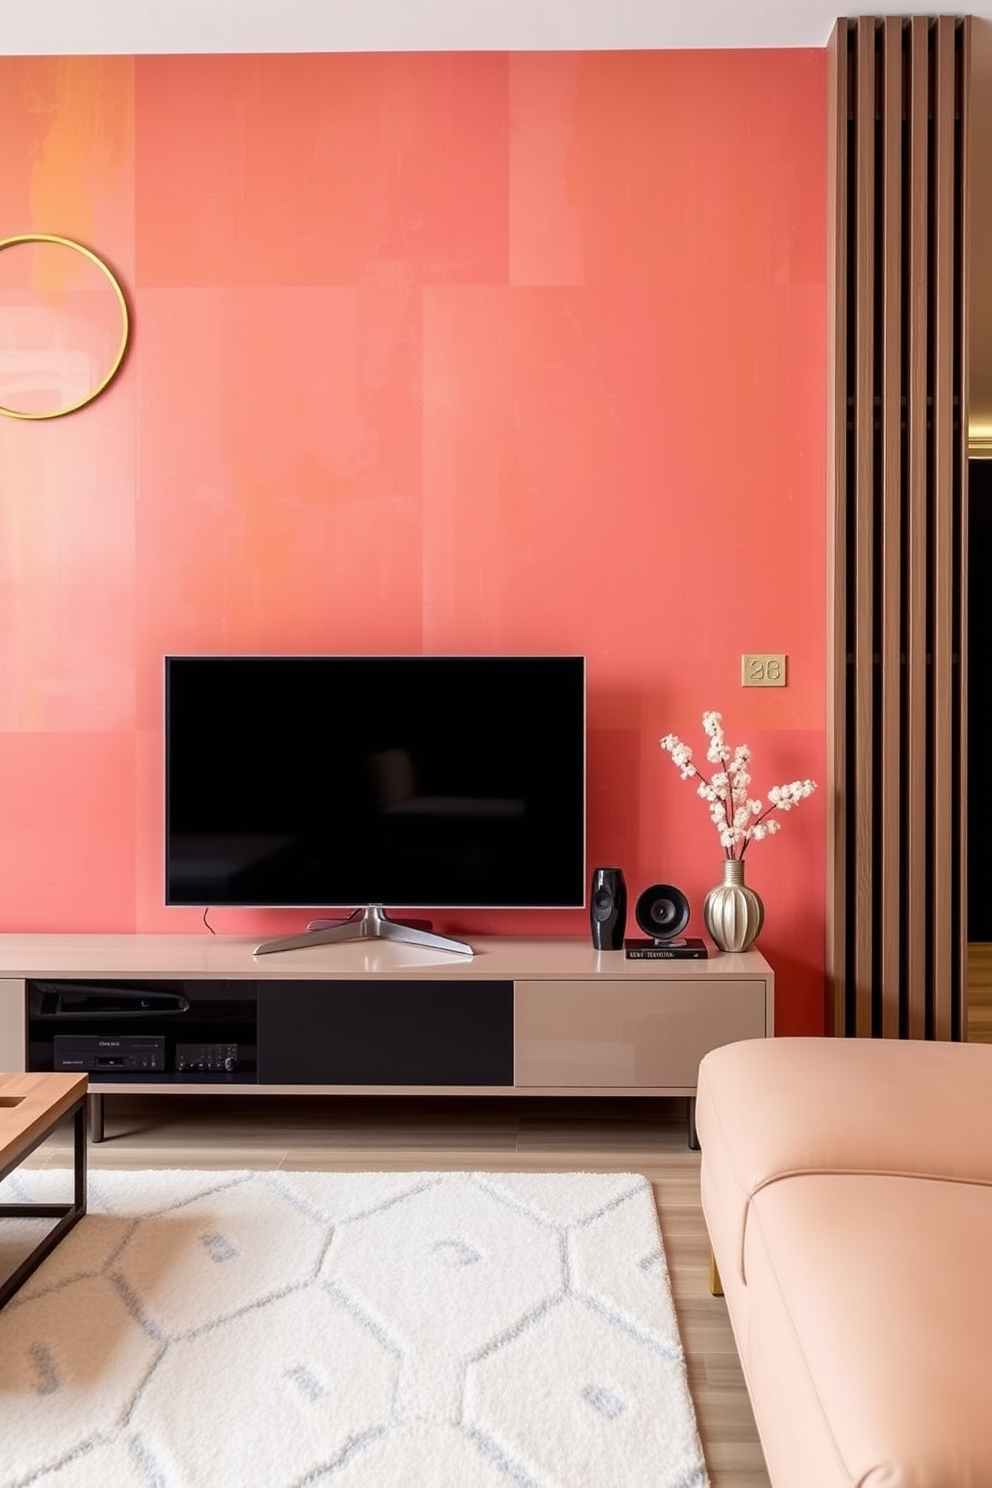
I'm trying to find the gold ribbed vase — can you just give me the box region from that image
[703,858,764,953]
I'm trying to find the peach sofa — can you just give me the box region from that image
[695,1036,992,1488]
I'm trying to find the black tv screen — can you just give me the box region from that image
[164,655,586,911]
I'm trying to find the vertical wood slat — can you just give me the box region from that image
[828,17,968,1041]
[905,17,929,1040]
[853,16,876,1039]
[826,28,848,1040]
[880,18,903,1039]
[932,22,960,1040]
[959,24,971,1049]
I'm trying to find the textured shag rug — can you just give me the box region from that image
[0,1168,709,1488]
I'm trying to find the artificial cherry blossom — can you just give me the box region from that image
[660,711,816,860]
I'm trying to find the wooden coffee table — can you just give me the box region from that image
[0,1072,88,1309]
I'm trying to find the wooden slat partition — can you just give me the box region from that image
[827,17,969,1040]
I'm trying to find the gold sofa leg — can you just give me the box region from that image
[709,1252,724,1297]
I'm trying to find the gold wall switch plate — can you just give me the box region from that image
[741,653,787,687]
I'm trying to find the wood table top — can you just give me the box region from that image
[0,1071,88,1168]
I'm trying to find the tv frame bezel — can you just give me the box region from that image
[162,652,588,913]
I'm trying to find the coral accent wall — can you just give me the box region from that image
[0,50,827,1033]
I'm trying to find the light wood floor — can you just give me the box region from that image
[23,1091,771,1488]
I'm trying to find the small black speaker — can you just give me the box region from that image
[634,883,690,942]
[590,866,627,950]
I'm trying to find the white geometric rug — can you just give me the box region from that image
[0,1168,709,1488]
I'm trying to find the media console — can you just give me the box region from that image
[0,934,774,1146]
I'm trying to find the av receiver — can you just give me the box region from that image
[53,1035,166,1072]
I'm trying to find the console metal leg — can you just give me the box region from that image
[687,1095,699,1150]
[88,1092,105,1144]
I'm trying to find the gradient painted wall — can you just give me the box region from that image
[0,50,827,1033]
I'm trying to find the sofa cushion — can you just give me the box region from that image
[696,1037,992,1281]
[741,1172,992,1488]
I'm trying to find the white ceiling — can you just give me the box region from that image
[4,0,992,55]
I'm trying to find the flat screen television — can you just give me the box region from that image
[164,654,586,955]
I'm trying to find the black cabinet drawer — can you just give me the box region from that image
[257,979,513,1086]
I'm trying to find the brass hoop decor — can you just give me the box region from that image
[0,233,130,420]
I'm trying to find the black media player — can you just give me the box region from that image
[53,1034,166,1072]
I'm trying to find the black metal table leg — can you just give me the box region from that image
[0,1097,88,1310]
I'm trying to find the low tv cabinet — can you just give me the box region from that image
[0,934,774,1146]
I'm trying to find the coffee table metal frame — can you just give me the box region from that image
[0,1074,87,1310]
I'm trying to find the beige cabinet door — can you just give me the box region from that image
[514,978,768,1089]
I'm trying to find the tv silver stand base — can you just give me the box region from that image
[253,903,474,957]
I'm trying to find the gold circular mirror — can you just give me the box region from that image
[0,234,129,420]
